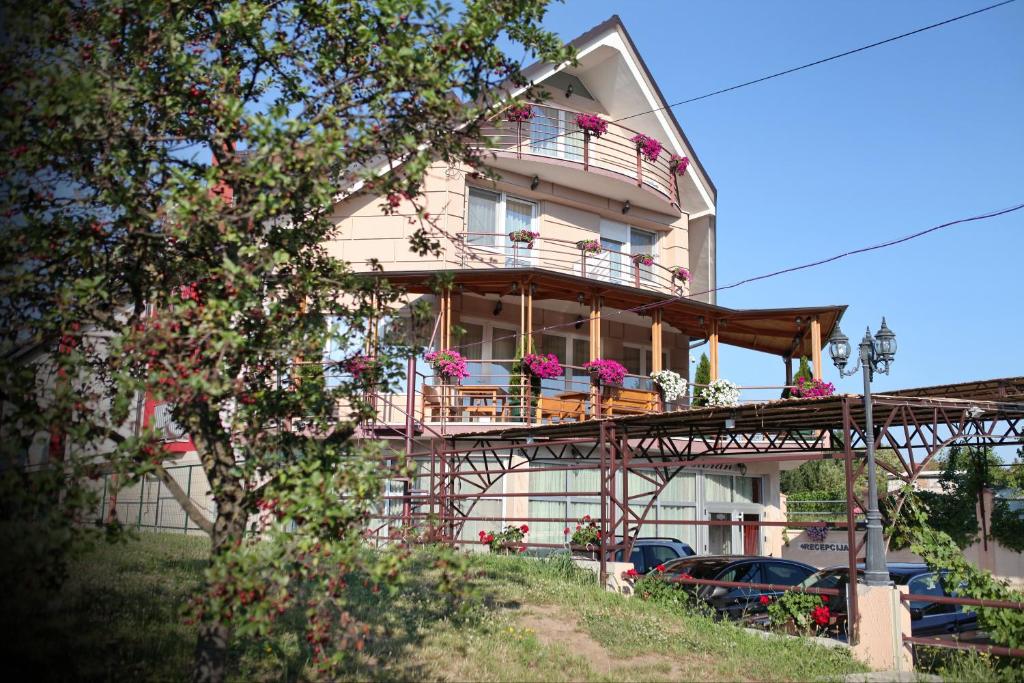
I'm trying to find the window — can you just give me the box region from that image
[588,220,663,286]
[763,562,814,586]
[908,573,956,614]
[466,188,538,266]
[645,544,682,569]
[530,106,583,162]
[451,319,517,386]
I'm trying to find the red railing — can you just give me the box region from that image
[899,592,1024,658]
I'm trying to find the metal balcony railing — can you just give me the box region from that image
[481,103,681,207]
[455,232,687,296]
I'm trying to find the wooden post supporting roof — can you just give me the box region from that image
[651,309,663,374]
[784,356,793,387]
[811,316,822,380]
[709,319,720,381]
[589,295,602,360]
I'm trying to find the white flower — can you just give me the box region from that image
[651,370,687,402]
[699,378,740,407]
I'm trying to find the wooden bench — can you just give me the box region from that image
[601,387,658,416]
[537,393,587,423]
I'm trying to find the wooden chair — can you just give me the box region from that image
[420,384,444,422]
[601,387,658,416]
[537,394,587,423]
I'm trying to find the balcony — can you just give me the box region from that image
[481,104,681,212]
[454,233,684,296]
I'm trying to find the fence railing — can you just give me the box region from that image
[96,463,214,535]
[480,103,681,208]
[454,232,686,296]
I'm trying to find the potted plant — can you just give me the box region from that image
[576,239,603,255]
[508,229,540,248]
[671,266,690,283]
[425,349,470,383]
[630,133,663,163]
[766,591,836,636]
[651,370,687,403]
[697,378,740,407]
[522,353,563,380]
[631,253,654,266]
[582,358,627,386]
[575,112,608,138]
[504,104,534,123]
[568,515,601,556]
[478,525,529,554]
[668,154,689,176]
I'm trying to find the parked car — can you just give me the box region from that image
[658,555,817,620]
[615,537,696,574]
[780,563,980,642]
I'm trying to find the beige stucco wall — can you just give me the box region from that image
[326,160,692,298]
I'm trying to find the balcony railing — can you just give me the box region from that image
[482,104,681,207]
[353,358,799,432]
[455,232,686,295]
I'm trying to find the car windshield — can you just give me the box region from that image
[799,568,848,590]
[664,558,733,578]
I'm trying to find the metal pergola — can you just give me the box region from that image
[376,377,1024,646]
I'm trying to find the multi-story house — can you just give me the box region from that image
[327,16,845,558]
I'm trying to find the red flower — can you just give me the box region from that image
[520,524,529,534]
[655,564,666,573]
[678,572,693,581]
[478,530,486,539]
[811,605,831,626]
[583,515,591,522]
[575,525,581,531]
[759,595,771,606]
[485,534,495,544]
[563,527,570,535]
[518,545,526,553]
[624,568,639,578]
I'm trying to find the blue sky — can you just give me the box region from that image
[537,1,1023,395]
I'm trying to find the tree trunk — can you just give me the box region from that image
[191,436,249,683]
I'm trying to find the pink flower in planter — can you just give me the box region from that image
[631,253,654,267]
[583,358,628,385]
[425,349,470,380]
[505,104,534,123]
[630,134,663,163]
[669,154,690,176]
[575,112,608,137]
[523,353,564,379]
[576,239,603,255]
[791,377,836,398]
[672,266,690,283]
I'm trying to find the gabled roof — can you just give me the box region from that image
[516,15,716,215]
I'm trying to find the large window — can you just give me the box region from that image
[466,188,538,266]
[457,320,517,386]
[587,220,662,286]
[529,106,584,162]
[528,464,697,548]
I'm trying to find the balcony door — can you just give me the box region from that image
[530,106,583,163]
[467,187,538,267]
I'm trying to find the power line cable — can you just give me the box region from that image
[443,201,1024,353]
[519,0,1018,149]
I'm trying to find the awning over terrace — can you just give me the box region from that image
[448,376,1024,447]
[366,267,846,360]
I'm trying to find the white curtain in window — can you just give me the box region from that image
[467,188,500,246]
[528,500,567,546]
[734,476,755,504]
[663,472,696,501]
[658,505,697,547]
[705,474,733,502]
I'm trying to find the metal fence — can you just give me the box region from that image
[98,463,214,535]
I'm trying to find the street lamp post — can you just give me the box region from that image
[828,318,897,587]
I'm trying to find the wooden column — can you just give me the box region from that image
[589,295,602,359]
[810,316,822,380]
[526,281,534,352]
[651,309,663,374]
[784,356,793,387]
[709,319,720,381]
[519,280,526,353]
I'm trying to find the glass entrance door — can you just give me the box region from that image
[707,511,734,555]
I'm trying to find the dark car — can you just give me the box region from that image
[658,555,817,620]
[791,563,979,641]
[616,537,696,574]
